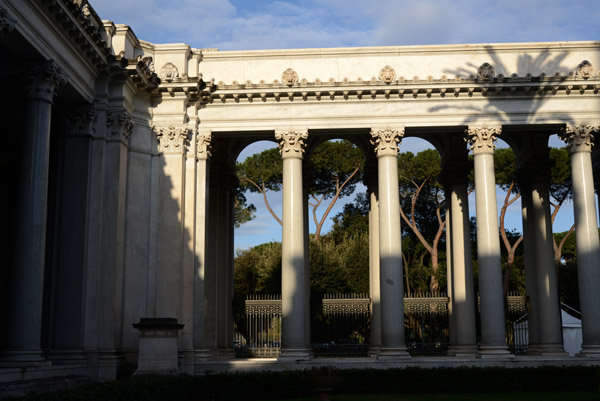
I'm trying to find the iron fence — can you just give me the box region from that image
[233,292,528,358]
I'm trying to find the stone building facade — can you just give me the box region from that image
[2,0,600,393]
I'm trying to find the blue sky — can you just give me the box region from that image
[89,0,597,249]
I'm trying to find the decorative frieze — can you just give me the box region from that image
[275,130,308,158]
[195,131,212,160]
[106,111,133,143]
[23,61,68,102]
[281,68,298,87]
[371,128,404,157]
[160,62,179,82]
[560,123,599,153]
[577,60,594,79]
[379,65,396,84]
[465,125,501,155]
[477,62,495,81]
[154,125,191,154]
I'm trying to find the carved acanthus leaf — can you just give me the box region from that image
[23,61,68,101]
[559,123,599,153]
[66,103,97,136]
[379,65,396,84]
[275,130,308,157]
[371,128,404,157]
[465,125,500,154]
[477,63,495,81]
[196,132,212,160]
[160,62,179,82]
[155,125,190,153]
[281,68,298,87]
[107,111,133,142]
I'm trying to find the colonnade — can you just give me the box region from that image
[237,123,600,359]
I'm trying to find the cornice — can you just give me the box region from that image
[199,41,600,60]
[202,69,600,105]
[38,0,112,71]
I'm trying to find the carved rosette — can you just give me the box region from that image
[477,63,495,81]
[160,62,179,81]
[370,128,404,157]
[577,60,594,79]
[66,103,97,137]
[465,126,500,155]
[23,61,68,102]
[195,131,212,160]
[379,65,396,84]
[281,68,298,87]
[107,111,133,143]
[275,130,308,158]
[559,123,599,153]
[0,6,16,38]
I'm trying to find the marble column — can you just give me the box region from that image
[560,123,600,355]
[193,131,212,362]
[443,164,478,356]
[519,164,565,355]
[276,130,310,360]
[3,61,66,363]
[465,125,511,356]
[371,128,409,359]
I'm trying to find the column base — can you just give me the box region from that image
[0,350,50,366]
[447,345,478,357]
[377,346,411,360]
[478,344,514,358]
[277,347,311,362]
[576,344,600,357]
[194,349,211,362]
[216,348,236,360]
[368,345,381,358]
[47,350,86,365]
[527,343,568,356]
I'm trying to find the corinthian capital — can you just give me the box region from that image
[0,6,16,39]
[371,128,404,157]
[154,125,190,154]
[465,125,501,155]
[23,61,68,102]
[66,103,97,137]
[275,130,308,158]
[106,111,133,144]
[560,123,599,154]
[195,131,212,160]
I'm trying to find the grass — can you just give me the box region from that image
[277,393,600,401]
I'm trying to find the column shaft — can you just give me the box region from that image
[371,128,409,358]
[467,126,510,356]
[4,62,65,362]
[277,131,309,359]
[561,124,600,354]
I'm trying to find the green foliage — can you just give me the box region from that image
[549,146,572,202]
[236,147,283,193]
[13,367,599,401]
[233,189,256,228]
[330,192,370,243]
[308,140,364,200]
[494,148,517,191]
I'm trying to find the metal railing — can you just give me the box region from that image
[233,292,528,358]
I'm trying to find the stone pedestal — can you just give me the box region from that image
[133,318,184,375]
